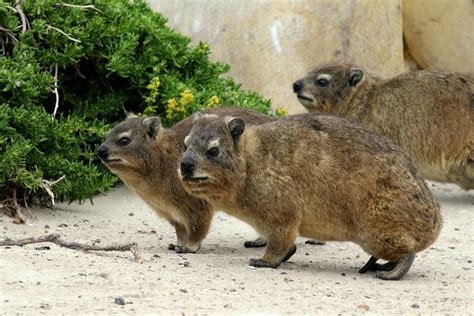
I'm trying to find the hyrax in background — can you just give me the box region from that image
[97,107,274,253]
[179,113,442,280]
[293,62,474,190]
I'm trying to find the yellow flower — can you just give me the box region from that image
[179,89,194,106]
[146,77,160,90]
[275,107,288,117]
[206,95,220,109]
[167,98,177,110]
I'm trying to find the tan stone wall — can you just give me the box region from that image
[403,0,474,77]
[148,0,404,113]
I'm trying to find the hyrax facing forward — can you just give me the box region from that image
[179,113,442,280]
[97,107,274,253]
[293,62,474,190]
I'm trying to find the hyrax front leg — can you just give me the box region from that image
[175,214,213,254]
[167,220,188,251]
[249,227,298,268]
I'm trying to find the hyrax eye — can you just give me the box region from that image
[316,78,329,87]
[207,147,219,158]
[118,137,130,146]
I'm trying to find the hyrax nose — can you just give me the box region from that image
[180,157,195,176]
[293,80,303,93]
[97,145,108,160]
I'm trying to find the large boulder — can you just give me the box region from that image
[149,0,404,113]
[403,0,474,77]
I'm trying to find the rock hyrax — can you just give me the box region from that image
[293,62,474,190]
[97,107,274,253]
[179,113,442,280]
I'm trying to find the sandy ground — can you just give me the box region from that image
[1,182,473,315]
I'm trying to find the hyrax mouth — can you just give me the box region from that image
[102,158,122,164]
[181,175,209,183]
[297,94,314,102]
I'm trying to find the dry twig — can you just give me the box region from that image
[0,234,143,262]
[46,24,81,43]
[55,2,103,13]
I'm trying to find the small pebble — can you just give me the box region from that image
[341,273,346,276]
[179,289,188,293]
[411,303,420,309]
[182,261,190,267]
[44,225,50,229]
[128,213,134,216]
[114,296,125,305]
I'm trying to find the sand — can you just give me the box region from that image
[1,182,473,315]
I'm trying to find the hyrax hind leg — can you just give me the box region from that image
[249,227,298,268]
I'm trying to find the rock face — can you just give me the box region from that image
[403,0,474,77]
[148,0,404,113]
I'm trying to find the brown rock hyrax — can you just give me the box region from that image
[179,113,442,280]
[97,107,274,253]
[293,62,474,190]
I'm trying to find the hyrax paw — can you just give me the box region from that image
[249,258,281,268]
[175,244,201,254]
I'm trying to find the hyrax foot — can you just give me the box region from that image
[249,258,281,269]
[175,244,201,254]
[359,256,398,274]
[244,237,267,248]
[168,243,180,251]
[305,240,326,246]
[359,256,378,274]
[281,244,297,262]
[375,254,415,281]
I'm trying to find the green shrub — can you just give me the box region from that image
[0,0,272,206]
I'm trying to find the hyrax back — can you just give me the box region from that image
[179,113,442,280]
[98,107,274,253]
[293,62,474,190]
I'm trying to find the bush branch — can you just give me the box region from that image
[52,64,60,118]
[39,175,65,206]
[0,234,143,262]
[46,24,81,43]
[15,0,29,33]
[55,2,103,13]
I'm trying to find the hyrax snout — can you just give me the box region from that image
[293,62,474,190]
[98,107,274,253]
[179,113,442,280]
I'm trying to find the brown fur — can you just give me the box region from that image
[179,113,442,279]
[293,62,474,190]
[98,107,274,253]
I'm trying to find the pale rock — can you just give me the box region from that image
[149,0,404,114]
[403,0,474,77]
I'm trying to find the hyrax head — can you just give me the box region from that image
[97,114,162,177]
[179,113,246,198]
[292,62,365,112]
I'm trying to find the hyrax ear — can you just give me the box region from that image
[349,68,364,87]
[226,117,245,139]
[143,116,162,139]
